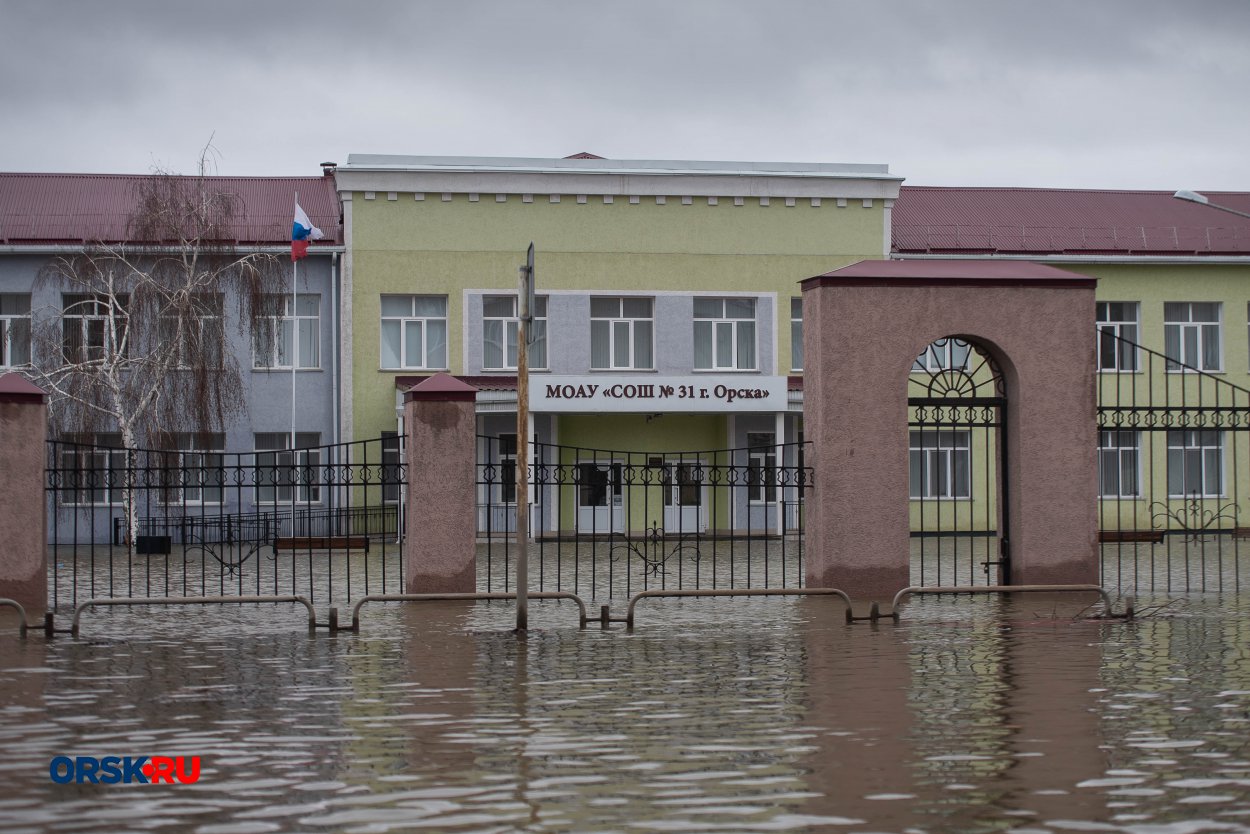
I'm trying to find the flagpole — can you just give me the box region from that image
[291,191,298,455]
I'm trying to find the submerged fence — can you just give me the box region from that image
[476,438,811,600]
[36,329,1250,617]
[46,436,404,610]
[1096,331,1250,595]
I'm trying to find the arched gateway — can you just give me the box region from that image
[800,259,1099,601]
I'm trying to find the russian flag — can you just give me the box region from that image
[291,203,324,261]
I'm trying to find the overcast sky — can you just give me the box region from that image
[3,0,1248,190]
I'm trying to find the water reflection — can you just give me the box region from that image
[0,596,1248,832]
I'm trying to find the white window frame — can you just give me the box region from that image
[663,460,704,508]
[693,297,757,371]
[496,433,518,505]
[380,295,448,370]
[1098,430,1140,499]
[254,294,320,370]
[63,294,129,364]
[912,339,971,373]
[746,432,778,504]
[590,297,654,371]
[254,432,322,504]
[0,293,32,368]
[161,293,225,370]
[483,295,547,371]
[1167,429,1224,499]
[909,430,972,500]
[1164,302,1221,373]
[1096,302,1140,373]
[159,433,225,505]
[790,297,803,372]
[59,433,126,506]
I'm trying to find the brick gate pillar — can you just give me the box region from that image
[403,374,479,593]
[0,373,48,615]
[801,260,1098,603]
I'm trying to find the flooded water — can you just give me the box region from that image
[2,593,1250,833]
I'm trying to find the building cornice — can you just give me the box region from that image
[336,155,903,201]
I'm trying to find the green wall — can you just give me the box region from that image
[349,194,886,440]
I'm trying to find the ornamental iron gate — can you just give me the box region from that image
[1097,329,1250,594]
[908,337,1008,587]
[477,437,811,600]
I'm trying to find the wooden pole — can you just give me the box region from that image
[515,258,531,632]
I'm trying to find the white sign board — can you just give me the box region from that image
[530,375,789,413]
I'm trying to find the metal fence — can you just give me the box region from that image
[907,338,1007,587]
[476,438,811,600]
[1097,330,1250,595]
[46,436,404,610]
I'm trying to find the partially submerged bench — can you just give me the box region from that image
[272,536,370,555]
[1097,530,1164,544]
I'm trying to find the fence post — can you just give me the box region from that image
[403,374,479,593]
[0,374,48,616]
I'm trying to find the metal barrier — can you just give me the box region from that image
[0,598,37,637]
[349,592,591,632]
[890,584,1133,620]
[71,595,318,637]
[619,587,854,629]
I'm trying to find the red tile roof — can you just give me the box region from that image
[0,172,341,246]
[806,258,1095,288]
[893,186,1250,256]
[396,375,519,392]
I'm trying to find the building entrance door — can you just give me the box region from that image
[663,461,706,533]
[576,461,624,533]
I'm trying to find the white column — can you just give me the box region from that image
[774,411,785,535]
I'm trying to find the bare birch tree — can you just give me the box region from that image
[28,157,281,544]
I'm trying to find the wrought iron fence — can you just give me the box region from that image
[46,435,405,610]
[476,437,811,600]
[1097,330,1250,594]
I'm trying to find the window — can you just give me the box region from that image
[254,294,320,369]
[1164,302,1221,372]
[1097,302,1139,372]
[0,294,31,368]
[693,297,756,370]
[483,295,547,370]
[913,339,971,373]
[1098,430,1140,498]
[746,432,778,503]
[497,433,518,504]
[58,433,126,505]
[1167,430,1223,498]
[159,433,225,504]
[909,430,971,499]
[380,295,447,370]
[255,432,322,503]
[663,462,703,508]
[590,297,653,370]
[160,294,224,369]
[381,431,402,504]
[790,297,803,372]
[63,294,128,364]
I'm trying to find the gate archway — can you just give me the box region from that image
[801,258,1099,601]
[909,337,1008,586]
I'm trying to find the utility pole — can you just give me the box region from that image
[515,243,535,632]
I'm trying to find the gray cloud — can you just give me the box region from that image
[1,0,1247,188]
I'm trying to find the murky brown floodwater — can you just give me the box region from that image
[2,593,1249,833]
